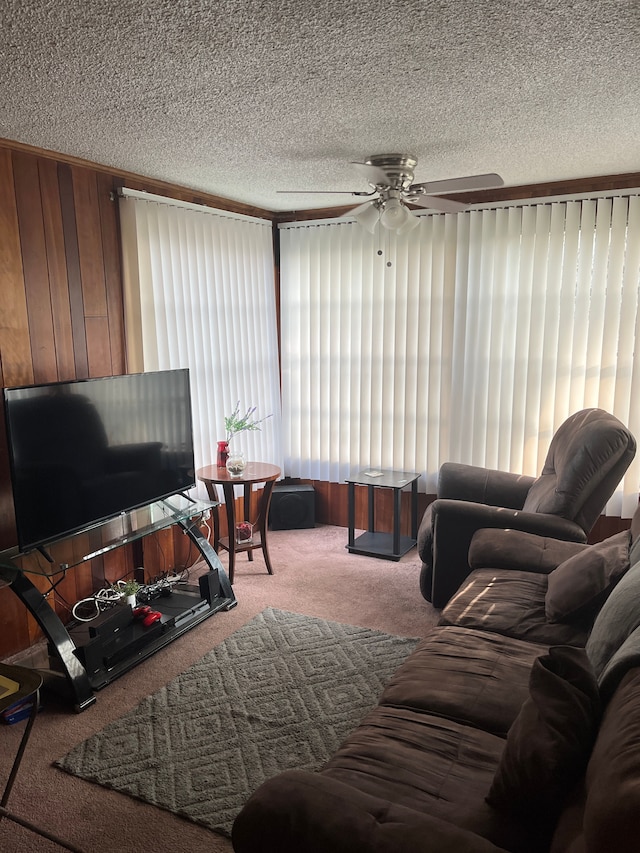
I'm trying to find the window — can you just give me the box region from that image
[280,195,640,516]
[119,191,283,496]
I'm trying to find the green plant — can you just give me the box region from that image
[225,402,272,442]
[118,579,141,596]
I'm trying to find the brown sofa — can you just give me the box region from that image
[232,506,640,853]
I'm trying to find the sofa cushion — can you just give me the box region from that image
[486,647,600,825]
[582,667,640,852]
[379,626,547,736]
[586,556,640,679]
[321,704,546,853]
[545,530,631,623]
[322,705,502,811]
[440,569,591,646]
[232,769,513,853]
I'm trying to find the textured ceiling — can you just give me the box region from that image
[1,0,639,212]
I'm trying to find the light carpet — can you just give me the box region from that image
[55,607,419,837]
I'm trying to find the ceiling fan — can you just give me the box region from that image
[280,154,504,233]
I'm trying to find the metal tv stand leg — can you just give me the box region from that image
[3,570,96,712]
[178,517,237,608]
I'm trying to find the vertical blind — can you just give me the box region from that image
[119,192,283,498]
[280,195,640,517]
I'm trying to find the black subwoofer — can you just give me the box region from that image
[269,483,315,530]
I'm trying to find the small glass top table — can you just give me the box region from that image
[197,462,281,584]
[346,468,421,561]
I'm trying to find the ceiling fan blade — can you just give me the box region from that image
[341,199,378,218]
[410,172,504,195]
[351,162,393,188]
[277,190,375,196]
[409,194,467,213]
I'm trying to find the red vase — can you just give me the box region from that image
[217,440,229,467]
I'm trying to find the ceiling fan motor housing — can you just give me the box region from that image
[365,154,417,191]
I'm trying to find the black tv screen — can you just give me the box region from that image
[4,369,196,552]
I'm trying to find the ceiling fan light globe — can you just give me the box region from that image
[353,202,380,233]
[380,198,408,230]
[396,211,420,234]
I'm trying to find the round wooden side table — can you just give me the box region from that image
[196,462,281,584]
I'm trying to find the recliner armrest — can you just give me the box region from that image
[429,500,587,607]
[232,769,510,853]
[438,462,536,509]
[469,528,590,574]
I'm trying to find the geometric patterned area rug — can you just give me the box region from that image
[55,607,419,837]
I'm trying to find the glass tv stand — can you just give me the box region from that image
[0,495,237,711]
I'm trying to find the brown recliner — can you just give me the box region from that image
[418,408,636,608]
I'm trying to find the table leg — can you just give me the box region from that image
[1,687,40,808]
[393,488,401,557]
[258,480,276,575]
[222,482,236,584]
[243,484,254,563]
[347,482,355,547]
[367,484,375,532]
[1,696,86,851]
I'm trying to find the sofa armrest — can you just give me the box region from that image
[469,529,590,574]
[429,500,587,607]
[232,769,510,853]
[438,462,536,509]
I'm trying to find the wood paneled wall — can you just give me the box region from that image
[0,142,272,659]
[1,148,129,656]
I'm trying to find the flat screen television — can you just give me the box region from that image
[3,369,196,552]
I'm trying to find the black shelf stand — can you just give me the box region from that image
[346,469,421,561]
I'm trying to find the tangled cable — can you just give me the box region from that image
[71,585,123,622]
[71,572,189,622]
